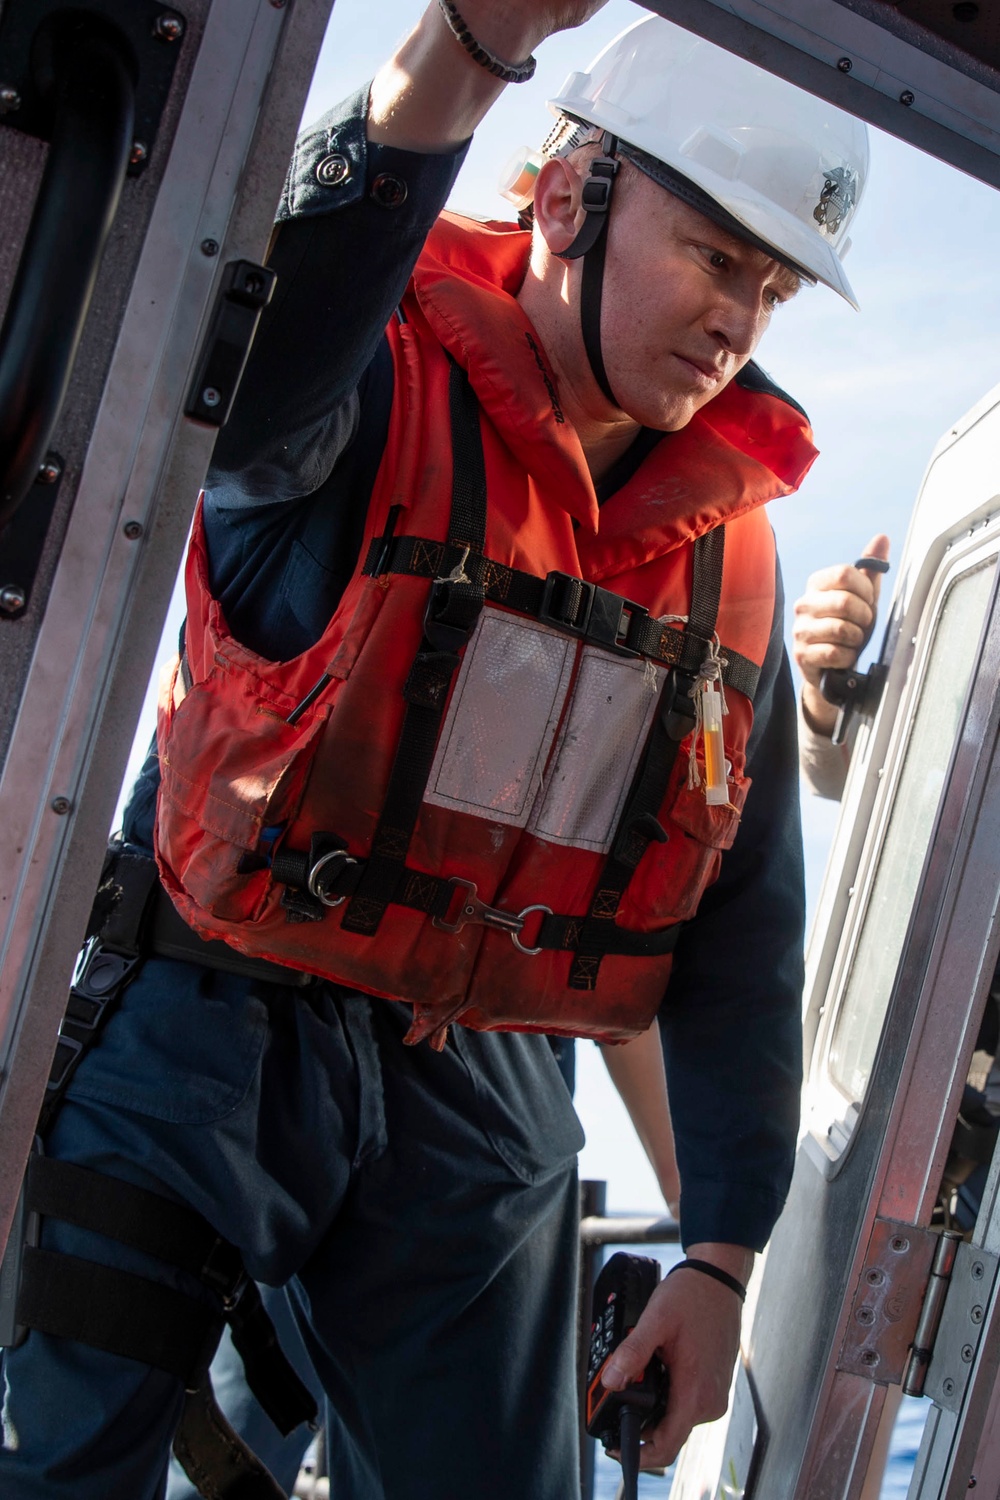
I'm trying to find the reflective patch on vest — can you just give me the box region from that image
[528,648,666,853]
[424,608,576,826]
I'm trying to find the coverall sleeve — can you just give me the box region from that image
[798,698,852,800]
[207,86,468,509]
[658,558,805,1252]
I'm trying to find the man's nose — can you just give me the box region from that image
[705,288,763,358]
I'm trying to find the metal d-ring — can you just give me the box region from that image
[307,851,357,907]
[511,904,552,956]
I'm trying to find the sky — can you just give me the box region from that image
[118,0,1000,1211]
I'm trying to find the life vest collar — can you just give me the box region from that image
[413,214,601,533]
[411,212,818,569]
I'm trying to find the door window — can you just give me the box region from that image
[829,557,998,1103]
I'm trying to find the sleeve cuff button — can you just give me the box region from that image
[371,172,408,208]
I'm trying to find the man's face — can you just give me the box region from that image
[596,166,801,430]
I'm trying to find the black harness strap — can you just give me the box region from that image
[25,1156,242,1288]
[21,1156,317,1437]
[341,360,487,937]
[363,535,761,701]
[567,529,726,989]
[17,1247,222,1380]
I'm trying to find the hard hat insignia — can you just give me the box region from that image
[812,167,858,234]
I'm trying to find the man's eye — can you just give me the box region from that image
[708,250,727,269]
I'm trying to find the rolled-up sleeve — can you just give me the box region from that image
[208,86,469,508]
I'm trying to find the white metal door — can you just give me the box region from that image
[673,386,1000,1499]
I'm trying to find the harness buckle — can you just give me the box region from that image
[433,879,552,955]
[423,578,478,654]
[540,572,648,656]
[70,938,139,1013]
[540,572,595,632]
[45,941,140,1095]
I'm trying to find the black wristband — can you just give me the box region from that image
[436,0,537,85]
[666,1258,747,1303]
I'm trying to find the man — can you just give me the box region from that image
[0,4,869,1495]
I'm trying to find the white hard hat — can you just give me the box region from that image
[547,16,869,307]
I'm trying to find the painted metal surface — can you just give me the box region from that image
[672,369,1000,1495]
[0,0,335,1254]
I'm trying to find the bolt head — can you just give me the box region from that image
[0,584,27,614]
[962,1344,975,1362]
[890,1236,909,1254]
[972,1261,984,1279]
[122,520,143,540]
[50,796,71,815]
[943,1379,956,1396]
[154,12,184,40]
[837,56,853,72]
[201,387,222,408]
[130,140,148,166]
[0,84,21,112]
[971,1305,984,1324]
[861,1349,879,1367]
[856,1307,876,1326]
[900,90,915,106]
[36,456,62,485]
[201,238,219,257]
[866,1268,885,1286]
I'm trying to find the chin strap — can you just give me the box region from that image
[558,131,620,409]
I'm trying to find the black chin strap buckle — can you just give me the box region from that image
[560,132,619,262]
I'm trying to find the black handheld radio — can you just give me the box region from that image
[585,1251,669,1498]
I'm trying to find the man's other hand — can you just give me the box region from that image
[599,1249,750,1469]
[793,532,890,737]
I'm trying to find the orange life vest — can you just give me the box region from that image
[155,213,817,1046]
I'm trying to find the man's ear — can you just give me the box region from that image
[532,156,586,256]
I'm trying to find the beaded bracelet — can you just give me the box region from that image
[436,0,537,84]
[666,1258,747,1303]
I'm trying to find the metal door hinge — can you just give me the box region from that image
[920,1241,999,1412]
[837,1217,943,1384]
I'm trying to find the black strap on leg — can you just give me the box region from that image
[18,1156,316,1437]
[342,358,488,937]
[16,1245,224,1378]
[568,529,726,989]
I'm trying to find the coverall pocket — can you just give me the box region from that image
[449,1026,585,1185]
[67,959,269,1125]
[157,663,326,923]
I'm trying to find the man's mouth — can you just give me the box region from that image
[673,353,726,388]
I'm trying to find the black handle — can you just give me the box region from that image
[0,21,135,533]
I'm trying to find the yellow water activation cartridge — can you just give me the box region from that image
[701,682,729,806]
